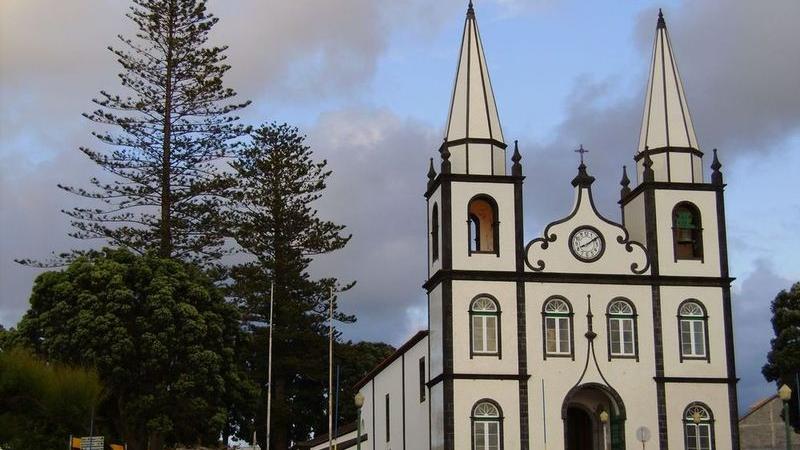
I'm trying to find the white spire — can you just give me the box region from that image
[442,2,506,175]
[638,9,698,153]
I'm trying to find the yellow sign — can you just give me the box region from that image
[110,445,125,450]
[71,438,82,449]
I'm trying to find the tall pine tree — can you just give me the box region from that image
[227,123,354,450]
[60,0,249,261]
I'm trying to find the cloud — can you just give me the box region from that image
[305,108,440,344]
[521,0,800,232]
[733,259,792,412]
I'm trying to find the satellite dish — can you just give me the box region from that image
[636,426,651,442]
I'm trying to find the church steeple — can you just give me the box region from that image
[636,9,703,184]
[441,1,507,176]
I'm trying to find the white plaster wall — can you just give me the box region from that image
[693,155,704,183]
[373,357,405,450]
[525,187,649,275]
[665,383,733,450]
[525,282,659,450]
[359,382,375,450]
[429,285,443,378]
[428,189,442,276]
[430,383,444,450]
[623,192,646,246]
[493,146,507,176]
[660,286,729,378]
[449,144,468,174]
[467,142,493,175]
[654,189,721,277]
[404,340,430,450]
[450,181,516,272]
[452,379,521,450]
[670,152,694,183]
[451,280,518,374]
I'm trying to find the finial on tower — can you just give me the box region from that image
[440,141,452,174]
[620,165,631,199]
[711,148,724,186]
[657,8,666,29]
[642,147,655,182]
[427,158,438,190]
[467,0,475,16]
[571,145,595,188]
[511,140,523,176]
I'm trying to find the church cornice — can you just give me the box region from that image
[634,145,703,161]
[422,269,734,292]
[619,180,725,207]
[424,173,523,199]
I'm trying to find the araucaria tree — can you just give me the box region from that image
[227,123,353,450]
[763,281,800,431]
[60,0,250,261]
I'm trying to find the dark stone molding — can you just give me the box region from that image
[634,146,704,162]
[439,137,508,151]
[654,376,738,384]
[425,173,524,199]
[422,269,734,291]
[620,181,723,207]
[427,372,532,388]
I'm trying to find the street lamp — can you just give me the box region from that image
[599,410,609,450]
[354,392,365,450]
[779,384,793,450]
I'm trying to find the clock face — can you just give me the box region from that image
[570,226,604,262]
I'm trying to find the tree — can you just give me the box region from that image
[227,123,354,449]
[0,348,103,450]
[14,248,253,450]
[58,0,249,262]
[334,341,396,425]
[763,281,800,431]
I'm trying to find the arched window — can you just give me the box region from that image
[542,297,574,359]
[606,298,638,360]
[431,203,440,262]
[678,300,710,362]
[673,203,703,260]
[470,296,500,357]
[472,400,503,450]
[683,403,715,450]
[468,195,499,255]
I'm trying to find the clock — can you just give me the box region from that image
[569,226,604,262]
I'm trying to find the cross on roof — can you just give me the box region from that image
[574,144,589,164]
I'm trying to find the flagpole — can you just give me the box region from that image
[328,287,334,450]
[266,282,274,450]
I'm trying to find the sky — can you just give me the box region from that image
[1,0,799,414]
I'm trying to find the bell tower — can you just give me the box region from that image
[621,10,740,450]
[425,3,529,449]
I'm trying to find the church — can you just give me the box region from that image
[314,3,740,450]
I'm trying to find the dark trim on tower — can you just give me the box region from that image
[620,181,720,207]
[425,173,522,199]
[634,146,703,161]
[513,174,529,449]
[641,180,669,450]
[715,178,741,449]
[442,280,454,450]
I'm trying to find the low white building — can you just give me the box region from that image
[330,4,740,450]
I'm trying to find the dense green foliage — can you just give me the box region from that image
[0,348,103,450]
[14,248,253,450]
[763,282,800,431]
[226,123,356,449]
[57,0,249,262]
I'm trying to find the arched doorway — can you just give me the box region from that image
[562,383,626,450]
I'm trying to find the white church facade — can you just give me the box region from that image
[336,4,739,450]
